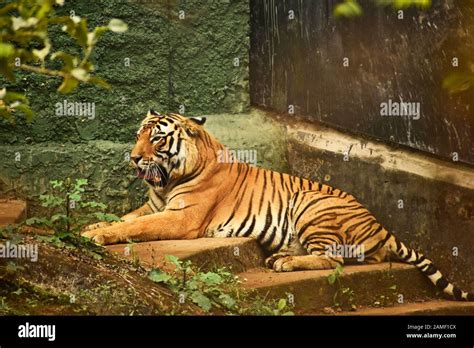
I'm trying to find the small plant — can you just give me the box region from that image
[0,296,12,314]
[148,255,294,315]
[371,271,399,307]
[327,264,357,311]
[23,178,120,256]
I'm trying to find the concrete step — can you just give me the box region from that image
[339,300,474,316]
[239,262,438,314]
[106,237,266,273]
[106,238,452,314]
[0,199,27,227]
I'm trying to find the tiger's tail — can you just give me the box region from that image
[386,234,474,301]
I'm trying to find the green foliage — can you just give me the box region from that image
[375,0,431,9]
[327,264,357,311]
[327,263,344,285]
[334,0,432,18]
[0,0,127,122]
[334,1,363,18]
[148,255,294,315]
[442,72,474,94]
[23,178,120,254]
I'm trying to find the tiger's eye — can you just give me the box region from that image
[151,136,164,144]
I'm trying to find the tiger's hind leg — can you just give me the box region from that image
[265,241,307,268]
[272,229,344,272]
[272,191,345,272]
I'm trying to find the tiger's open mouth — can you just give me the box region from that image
[135,164,169,186]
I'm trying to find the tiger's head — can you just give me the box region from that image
[131,110,211,188]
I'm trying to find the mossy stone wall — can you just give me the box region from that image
[0,0,249,145]
[0,0,253,215]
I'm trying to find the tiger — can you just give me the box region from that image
[82,110,473,301]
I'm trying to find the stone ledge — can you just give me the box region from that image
[240,262,437,313]
[106,237,266,273]
[0,199,27,227]
[340,300,474,316]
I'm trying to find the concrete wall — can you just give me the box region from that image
[280,114,474,287]
[0,0,250,145]
[250,0,474,165]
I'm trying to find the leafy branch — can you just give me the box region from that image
[0,0,128,122]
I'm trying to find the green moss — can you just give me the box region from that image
[0,141,147,215]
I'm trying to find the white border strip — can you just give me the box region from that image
[287,122,474,190]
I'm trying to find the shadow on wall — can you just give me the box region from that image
[250,0,474,165]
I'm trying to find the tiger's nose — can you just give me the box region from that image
[131,155,142,165]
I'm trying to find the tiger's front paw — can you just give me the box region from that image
[83,221,111,232]
[273,256,297,272]
[265,252,291,269]
[82,228,116,245]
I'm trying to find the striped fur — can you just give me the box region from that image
[82,111,473,301]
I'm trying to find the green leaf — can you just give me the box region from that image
[50,180,63,188]
[334,0,363,18]
[51,213,67,222]
[149,269,172,283]
[327,273,336,285]
[442,72,474,94]
[3,91,27,103]
[0,43,14,58]
[69,193,81,201]
[88,76,110,89]
[51,51,76,71]
[218,294,236,309]
[190,291,212,312]
[58,76,79,94]
[165,254,181,268]
[277,298,287,311]
[94,212,121,222]
[25,217,52,227]
[76,178,88,185]
[32,40,51,61]
[199,272,223,285]
[108,19,128,33]
[70,68,89,81]
[13,103,34,121]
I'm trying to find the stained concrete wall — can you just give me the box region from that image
[250,0,474,165]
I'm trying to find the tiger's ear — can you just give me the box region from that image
[189,116,206,126]
[147,109,160,117]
